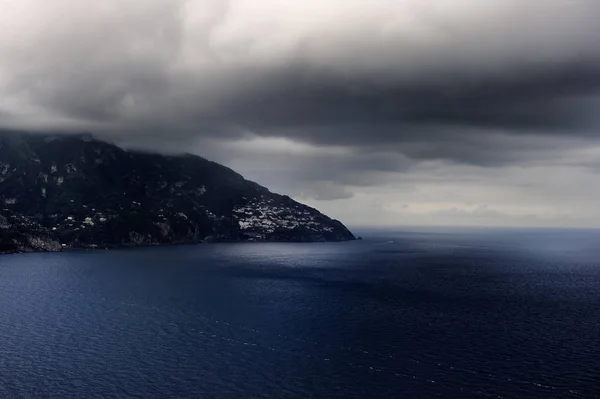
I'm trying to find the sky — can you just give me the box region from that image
[2,0,600,228]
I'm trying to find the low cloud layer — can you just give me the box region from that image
[2,1,600,226]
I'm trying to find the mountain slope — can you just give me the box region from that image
[0,133,354,253]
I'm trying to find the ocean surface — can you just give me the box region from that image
[1,228,599,398]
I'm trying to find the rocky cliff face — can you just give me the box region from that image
[0,133,355,253]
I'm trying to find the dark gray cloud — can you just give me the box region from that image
[177,137,415,200]
[210,62,600,133]
[2,0,600,176]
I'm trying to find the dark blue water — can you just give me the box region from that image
[1,229,599,398]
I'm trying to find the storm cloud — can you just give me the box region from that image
[2,0,600,225]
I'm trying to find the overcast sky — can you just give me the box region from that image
[2,0,600,228]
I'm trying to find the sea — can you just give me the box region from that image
[1,228,599,398]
